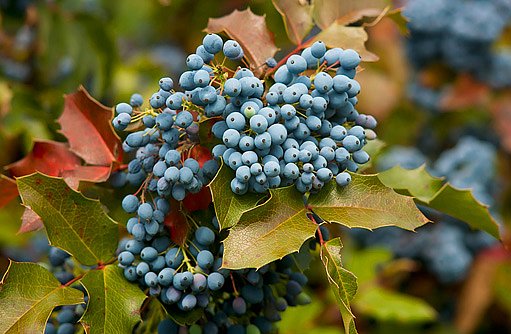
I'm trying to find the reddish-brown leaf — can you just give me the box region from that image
[183,187,212,213]
[61,165,112,189]
[18,208,43,234]
[206,8,278,75]
[491,93,511,153]
[5,140,113,190]
[0,175,18,208]
[312,0,389,29]
[164,201,189,246]
[312,23,379,62]
[187,145,213,168]
[272,0,314,45]
[58,86,122,166]
[440,75,490,111]
[6,140,81,177]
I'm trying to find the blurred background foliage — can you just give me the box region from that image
[1,0,511,333]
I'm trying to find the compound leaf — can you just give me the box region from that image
[0,262,83,334]
[17,173,119,266]
[80,265,147,334]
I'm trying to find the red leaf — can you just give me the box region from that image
[183,187,212,212]
[6,140,81,177]
[58,86,122,166]
[164,202,189,246]
[187,145,213,168]
[0,175,18,208]
[206,8,278,76]
[6,140,112,189]
[18,208,43,234]
[61,165,112,189]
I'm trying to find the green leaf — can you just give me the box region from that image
[16,173,119,266]
[0,262,83,334]
[272,0,314,45]
[354,287,436,323]
[343,247,392,285]
[320,238,358,334]
[210,162,266,230]
[80,265,147,334]
[378,166,500,239]
[309,174,429,231]
[222,186,317,269]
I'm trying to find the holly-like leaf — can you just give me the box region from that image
[18,208,44,234]
[16,173,119,266]
[0,262,83,334]
[222,186,316,270]
[0,175,18,209]
[80,265,147,334]
[354,286,436,323]
[6,140,81,178]
[210,162,266,230]
[6,140,112,190]
[312,0,389,29]
[206,8,278,75]
[309,174,428,231]
[320,238,358,334]
[272,0,314,45]
[312,23,378,61]
[58,86,122,166]
[378,165,500,239]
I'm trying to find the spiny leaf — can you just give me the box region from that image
[320,238,358,334]
[312,0,390,29]
[222,186,316,270]
[18,208,43,234]
[309,174,429,231]
[354,287,436,323]
[5,140,111,190]
[210,162,266,230]
[378,165,500,239]
[80,265,147,334]
[16,173,119,266]
[0,262,83,334]
[272,0,314,45]
[58,86,122,166]
[0,175,18,209]
[206,8,278,76]
[6,140,81,178]
[312,23,378,62]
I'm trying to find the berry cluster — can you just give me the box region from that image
[113,33,376,196]
[354,137,498,283]
[111,33,370,331]
[117,216,314,333]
